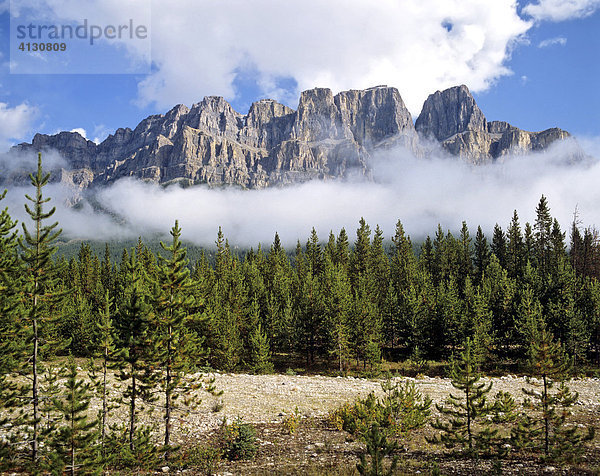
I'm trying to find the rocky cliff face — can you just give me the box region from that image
[415,85,572,163]
[5,85,574,190]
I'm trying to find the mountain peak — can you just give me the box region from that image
[415,84,486,141]
[6,85,575,190]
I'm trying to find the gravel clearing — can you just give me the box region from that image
[156,373,600,442]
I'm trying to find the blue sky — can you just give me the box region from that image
[0,0,598,151]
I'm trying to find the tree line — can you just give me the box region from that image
[1,155,599,472]
[49,201,600,374]
[4,163,600,375]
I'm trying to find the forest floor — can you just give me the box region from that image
[107,372,600,475]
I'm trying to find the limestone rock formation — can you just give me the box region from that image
[415,85,573,162]
[5,84,575,190]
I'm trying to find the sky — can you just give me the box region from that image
[0,0,600,245]
[0,0,598,150]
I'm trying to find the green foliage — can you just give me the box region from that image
[429,339,501,456]
[356,423,398,476]
[220,418,257,460]
[514,320,594,462]
[170,444,222,474]
[153,220,212,452]
[113,251,158,452]
[5,153,68,469]
[103,424,161,470]
[47,357,98,475]
[330,376,431,437]
[248,322,274,374]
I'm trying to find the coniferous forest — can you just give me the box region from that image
[1,156,599,474]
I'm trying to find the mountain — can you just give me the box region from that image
[5,85,574,190]
[415,85,571,163]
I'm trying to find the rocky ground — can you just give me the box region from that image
[132,372,600,475]
[5,370,600,474]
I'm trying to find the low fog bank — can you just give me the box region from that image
[1,138,599,248]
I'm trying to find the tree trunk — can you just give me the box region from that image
[543,374,549,455]
[32,310,39,463]
[165,325,172,452]
[129,365,136,452]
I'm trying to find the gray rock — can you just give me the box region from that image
[415,85,487,141]
[9,85,575,191]
[416,85,575,162]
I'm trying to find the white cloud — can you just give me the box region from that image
[19,0,531,116]
[141,0,531,115]
[523,0,600,22]
[3,138,598,248]
[0,102,39,152]
[70,128,87,139]
[538,36,567,48]
[91,124,112,145]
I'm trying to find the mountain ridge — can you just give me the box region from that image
[4,84,574,190]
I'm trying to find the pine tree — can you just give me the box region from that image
[210,228,244,370]
[418,233,433,269]
[248,321,274,374]
[534,195,553,278]
[515,320,594,460]
[0,189,21,469]
[457,221,473,288]
[389,220,416,350]
[429,339,493,454]
[481,255,516,356]
[506,210,525,278]
[305,227,322,276]
[114,252,156,452]
[13,153,67,466]
[335,228,350,269]
[87,291,117,464]
[49,357,98,475]
[491,224,507,269]
[322,255,352,372]
[350,218,371,289]
[356,423,398,476]
[153,221,207,453]
[473,225,490,285]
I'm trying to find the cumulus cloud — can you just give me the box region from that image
[69,128,87,139]
[15,0,531,116]
[538,36,567,48]
[523,0,600,22]
[0,102,39,152]
[2,139,599,249]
